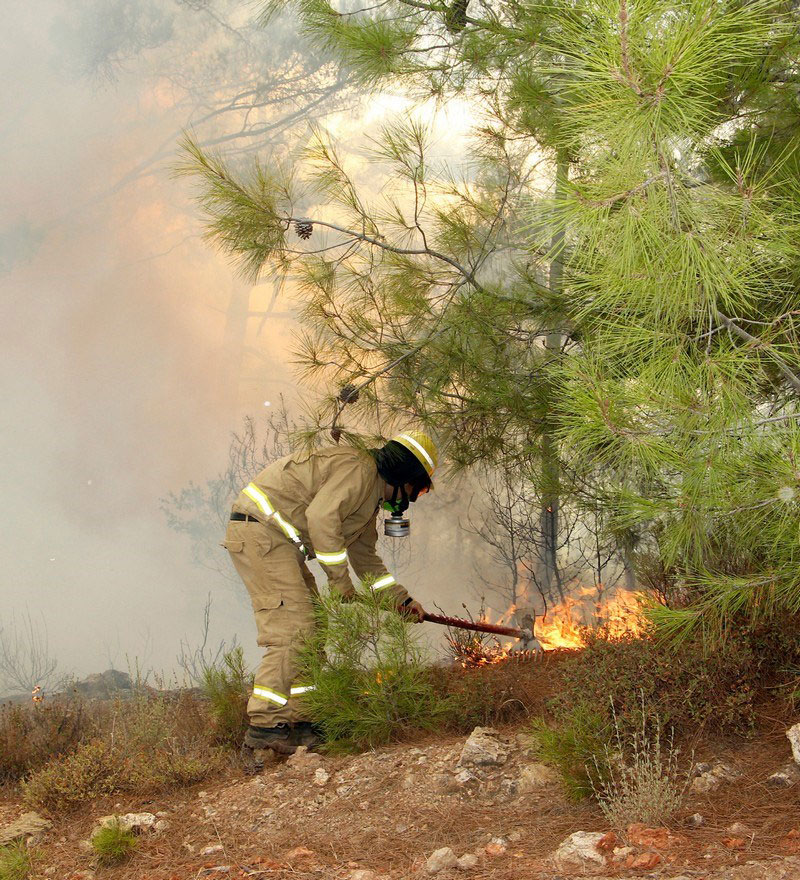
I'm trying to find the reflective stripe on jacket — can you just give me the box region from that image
[232,446,409,605]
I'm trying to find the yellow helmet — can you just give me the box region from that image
[391,430,438,477]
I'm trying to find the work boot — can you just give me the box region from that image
[290,721,324,750]
[243,724,296,755]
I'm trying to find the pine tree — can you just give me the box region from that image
[180,0,800,641]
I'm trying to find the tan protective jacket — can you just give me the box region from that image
[232,446,409,606]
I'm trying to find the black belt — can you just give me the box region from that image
[230,512,260,522]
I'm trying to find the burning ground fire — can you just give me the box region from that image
[447,587,645,668]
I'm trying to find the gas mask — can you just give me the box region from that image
[383,484,410,537]
[383,483,429,537]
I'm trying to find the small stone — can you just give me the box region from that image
[507,831,522,842]
[711,760,741,781]
[426,847,459,874]
[286,746,323,769]
[517,762,559,791]
[552,831,606,870]
[691,772,720,793]
[453,768,477,785]
[198,791,208,798]
[285,846,316,863]
[200,844,224,856]
[349,871,377,880]
[457,727,509,768]
[154,819,170,833]
[456,853,479,870]
[787,722,800,764]
[630,852,661,869]
[314,768,330,786]
[485,837,507,856]
[768,763,800,787]
[0,812,52,846]
[91,813,158,841]
[687,813,705,827]
[155,811,169,818]
[727,822,752,836]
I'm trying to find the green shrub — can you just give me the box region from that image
[529,704,611,801]
[200,647,251,747]
[21,740,120,812]
[0,699,93,783]
[0,842,31,880]
[298,587,450,751]
[91,820,137,867]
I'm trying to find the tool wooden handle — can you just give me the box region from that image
[422,612,532,640]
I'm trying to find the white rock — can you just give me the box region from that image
[349,871,377,880]
[286,746,323,769]
[518,762,559,791]
[687,813,705,827]
[787,722,800,764]
[456,853,479,870]
[458,727,509,767]
[200,844,224,856]
[768,763,800,787]
[691,772,721,793]
[426,846,459,874]
[0,812,52,846]
[154,820,170,834]
[454,768,477,785]
[711,760,741,780]
[314,768,330,786]
[91,812,157,840]
[552,831,606,870]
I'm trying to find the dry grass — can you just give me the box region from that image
[19,691,224,813]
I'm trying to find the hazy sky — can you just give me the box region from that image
[1,1,485,689]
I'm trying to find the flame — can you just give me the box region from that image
[535,586,645,650]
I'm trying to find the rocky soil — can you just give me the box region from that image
[2,724,800,879]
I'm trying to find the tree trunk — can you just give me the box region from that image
[537,151,569,602]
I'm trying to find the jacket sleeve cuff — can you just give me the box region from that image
[386,582,410,607]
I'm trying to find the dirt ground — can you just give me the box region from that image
[3,711,800,880]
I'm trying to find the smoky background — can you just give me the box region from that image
[0,0,493,692]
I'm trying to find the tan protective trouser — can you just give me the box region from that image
[222,520,317,728]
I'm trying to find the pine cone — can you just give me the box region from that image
[295,219,313,240]
[444,0,469,33]
[339,384,359,404]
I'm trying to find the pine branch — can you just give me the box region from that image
[715,309,800,396]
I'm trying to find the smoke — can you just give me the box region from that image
[0,0,480,690]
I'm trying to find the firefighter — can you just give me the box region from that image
[222,431,437,755]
